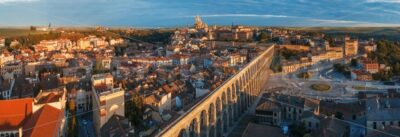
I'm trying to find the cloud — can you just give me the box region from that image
[308,18,400,27]
[183,14,292,18]
[309,19,363,24]
[183,14,400,27]
[0,0,39,4]
[366,0,400,3]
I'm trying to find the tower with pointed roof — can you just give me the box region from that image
[194,16,208,31]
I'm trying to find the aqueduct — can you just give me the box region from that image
[156,45,275,137]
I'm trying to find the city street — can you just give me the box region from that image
[77,113,96,137]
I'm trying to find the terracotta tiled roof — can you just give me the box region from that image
[37,92,62,104]
[0,98,33,131]
[23,105,62,137]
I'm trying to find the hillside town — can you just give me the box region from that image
[1,16,400,137]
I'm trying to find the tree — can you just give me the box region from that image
[186,80,196,99]
[351,59,358,67]
[126,94,144,127]
[258,32,270,42]
[298,72,311,79]
[290,122,310,137]
[335,111,343,119]
[66,99,78,137]
[334,63,345,72]
[372,71,392,81]
[394,63,400,75]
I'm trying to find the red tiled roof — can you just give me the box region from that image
[0,98,33,131]
[94,83,109,91]
[23,105,63,137]
[37,92,62,104]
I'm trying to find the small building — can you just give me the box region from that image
[255,99,282,126]
[351,70,373,81]
[144,92,172,113]
[91,73,125,136]
[344,37,359,56]
[362,59,380,74]
[170,54,190,65]
[365,98,400,135]
[301,111,320,131]
[100,114,135,137]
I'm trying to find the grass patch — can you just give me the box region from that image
[311,83,331,92]
[352,86,378,90]
[0,28,49,37]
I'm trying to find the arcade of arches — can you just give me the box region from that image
[158,46,275,137]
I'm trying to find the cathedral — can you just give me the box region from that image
[194,16,208,32]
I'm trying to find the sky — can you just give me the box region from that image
[1,0,400,27]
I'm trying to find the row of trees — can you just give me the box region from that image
[368,40,400,80]
[125,94,145,129]
[123,29,173,44]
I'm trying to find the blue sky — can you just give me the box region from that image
[1,0,400,27]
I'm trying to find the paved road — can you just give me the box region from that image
[77,115,96,137]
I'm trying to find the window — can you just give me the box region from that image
[352,115,356,120]
[373,122,377,129]
[316,123,319,128]
[382,122,386,126]
[391,121,394,125]
[308,122,312,128]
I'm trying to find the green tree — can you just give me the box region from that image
[258,32,270,42]
[66,100,78,137]
[290,122,310,137]
[126,94,144,127]
[298,72,311,79]
[335,111,343,119]
[350,59,358,67]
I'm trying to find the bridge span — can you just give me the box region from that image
[156,45,276,137]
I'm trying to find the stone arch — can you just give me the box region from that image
[208,103,216,137]
[239,75,244,90]
[222,92,227,110]
[216,97,222,116]
[244,71,248,84]
[251,66,254,76]
[227,87,232,103]
[232,83,237,99]
[200,110,208,137]
[246,70,250,82]
[189,118,199,137]
[208,103,215,125]
[240,76,244,88]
